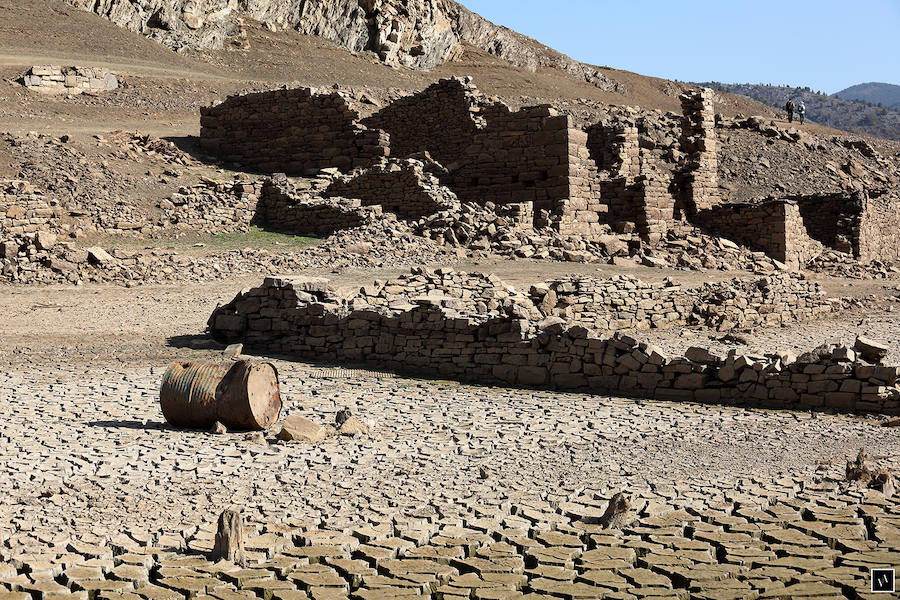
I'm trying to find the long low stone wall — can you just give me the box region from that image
[23,66,119,95]
[537,272,838,332]
[208,273,899,414]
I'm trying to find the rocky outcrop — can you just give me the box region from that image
[65,0,624,90]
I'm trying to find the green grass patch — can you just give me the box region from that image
[79,226,320,254]
[207,226,320,251]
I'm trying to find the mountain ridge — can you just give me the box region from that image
[835,82,900,109]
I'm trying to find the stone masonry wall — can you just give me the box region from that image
[256,177,378,235]
[445,105,575,222]
[324,158,459,219]
[162,179,262,233]
[23,66,119,95]
[208,274,900,414]
[360,78,482,167]
[0,180,62,237]
[361,79,609,233]
[680,89,720,215]
[634,170,676,244]
[535,273,837,333]
[557,126,608,237]
[794,192,863,255]
[858,191,900,263]
[199,87,389,174]
[695,200,822,270]
[586,122,641,179]
[792,190,900,264]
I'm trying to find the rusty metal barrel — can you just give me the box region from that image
[160,360,282,431]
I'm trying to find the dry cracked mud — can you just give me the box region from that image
[1,282,898,600]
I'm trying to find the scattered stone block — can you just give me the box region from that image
[278,416,327,443]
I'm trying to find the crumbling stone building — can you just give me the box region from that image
[200,79,900,265]
[199,87,389,173]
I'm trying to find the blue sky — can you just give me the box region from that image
[458,0,900,94]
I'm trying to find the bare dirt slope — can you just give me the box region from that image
[0,0,775,128]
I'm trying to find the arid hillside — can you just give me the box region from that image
[1,0,780,125]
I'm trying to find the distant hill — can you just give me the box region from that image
[697,82,900,141]
[835,82,900,109]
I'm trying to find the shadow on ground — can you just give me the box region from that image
[87,419,170,430]
[164,135,273,177]
[166,334,224,350]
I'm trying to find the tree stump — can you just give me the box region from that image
[846,449,871,482]
[335,407,352,427]
[210,508,245,565]
[598,492,634,530]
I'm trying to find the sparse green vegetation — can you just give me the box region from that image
[209,226,320,250]
[79,226,320,254]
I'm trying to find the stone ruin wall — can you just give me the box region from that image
[195,79,706,243]
[360,78,481,167]
[1,180,65,269]
[162,179,262,233]
[209,274,900,415]
[585,123,641,181]
[194,80,900,266]
[446,105,575,221]
[790,190,900,264]
[679,89,720,215]
[584,123,641,230]
[363,79,603,231]
[582,123,680,243]
[795,192,863,255]
[634,169,677,244]
[324,159,459,219]
[555,125,608,237]
[536,272,837,333]
[858,190,900,263]
[0,181,63,237]
[199,88,388,174]
[256,177,378,235]
[23,66,119,95]
[694,200,823,270]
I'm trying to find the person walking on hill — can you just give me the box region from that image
[797,101,806,124]
[786,99,795,122]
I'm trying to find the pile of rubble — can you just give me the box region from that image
[302,214,459,270]
[414,201,630,262]
[806,249,899,279]
[650,227,785,272]
[717,117,900,204]
[100,130,199,166]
